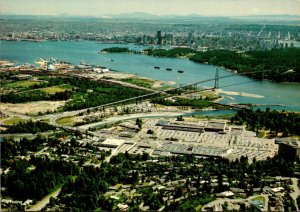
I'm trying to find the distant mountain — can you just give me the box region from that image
[105,12,160,19]
[232,14,300,20]
[1,13,299,22]
[100,13,300,21]
[99,12,208,19]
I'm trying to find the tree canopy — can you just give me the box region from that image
[231,108,300,136]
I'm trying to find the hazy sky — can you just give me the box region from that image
[1,0,300,17]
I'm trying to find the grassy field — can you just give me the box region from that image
[3,117,26,125]
[56,116,75,126]
[4,80,42,88]
[120,77,154,88]
[38,85,72,94]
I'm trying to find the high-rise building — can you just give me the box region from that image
[157,31,162,45]
[142,35,148,44]
[187,32,193,44]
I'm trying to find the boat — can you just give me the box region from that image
[154,66,160,69]
[178,70,184,73]
[111,59,114,62]
[166,68,172,71]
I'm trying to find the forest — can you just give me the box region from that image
[61,77,148,111]
[141,47,300,82]
[231,108,300,137]
[1,157,79,201]
[1,134,80,201]
[151,97,212,109]
[1,120,56,134]
[0,90,72,103]
[144,47,196,58]
[101,47,130,53]
[0,76,149,111]
[190,48,300,82]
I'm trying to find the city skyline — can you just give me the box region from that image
[1,0,300,17]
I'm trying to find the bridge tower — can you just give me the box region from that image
[214,68,219,89]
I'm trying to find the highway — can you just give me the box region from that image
[43,73,237,122]
[79,111,193,130]
[27,187,61,211]
[290,178,300,211]
[2,70,268,136]
[0,133,34,138]
[0,72,243,139]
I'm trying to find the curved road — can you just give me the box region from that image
[290,178,300,211]
[78,111,192,129]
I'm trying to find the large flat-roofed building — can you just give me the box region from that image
[128,143,156,155]
[118,142,136,153]
[204,121,226,132]
[156,143,229,158]
[156,120,225,133]
[276,138,300,161]
[162,124,204,133]
[99,138,125,149]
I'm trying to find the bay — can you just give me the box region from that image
[1,40,299,111]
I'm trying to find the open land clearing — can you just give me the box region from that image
[216,89,265,99]
[0,59,16,66]
[153,80,176,88]
[118,77,176,89]
[95,70,174,89]
[0,101,66,115]
[101,71,136,79]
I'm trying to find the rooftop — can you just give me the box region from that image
[276,137,300,147]
[101,138,125,147]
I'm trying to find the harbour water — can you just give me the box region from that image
[1,40,300,111]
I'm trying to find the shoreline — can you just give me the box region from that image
[1,40,300,112]
[102,70,176,89]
